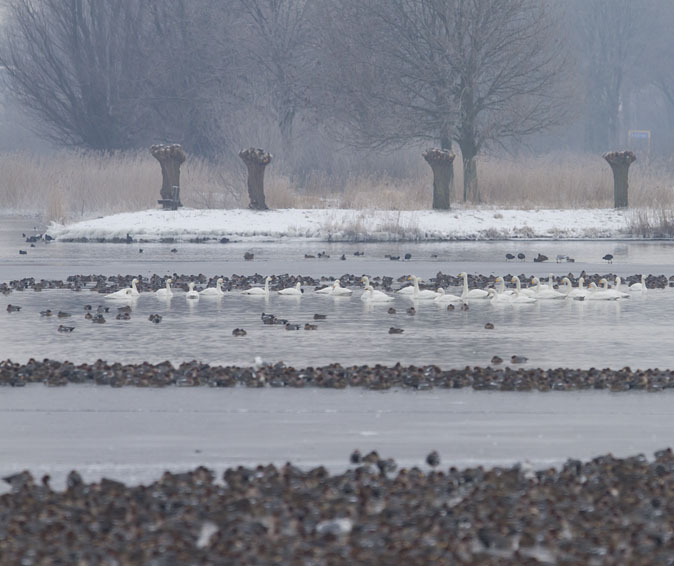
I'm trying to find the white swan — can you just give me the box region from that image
[154,278,173,299]
[494,276,515,296]
[433,287,463,304]
[361,276,371,288]
[487,288,512,304]
[185,281,200,300]
[509,289,537,304]
[530,277,566,299]
[613,277,630,298]
[560,277,586,299]
[459,272,490,299]
[361,285,394,302]
[629,274,647,292]
[316,282,335,294]
[200,278,225,297]
[599,278,629,299]
[330,280,353,296]
[408,275,440,300]
[587,281,619,301]
[278,282,302,295]
[242,276,272,296]
[105,278,140,299]
[510,276,536,298]
[396,282,415,295]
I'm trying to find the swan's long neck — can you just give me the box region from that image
[216,280,222,291]
[413,276,420,295]
[615,276,621,289]
[532,278,540,291]
[132,280,138,292]
[601,279,608,290]
[437,288,445,296]
[578,277,584,290]
[549,274,554,287]
[462,273,469,294]
[264,278,270,294]
[165,280,171,291]
[513,277,521,291]
[497,278,505,294]
[362,276,369,288]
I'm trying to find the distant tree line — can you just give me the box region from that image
[1,0,674,200]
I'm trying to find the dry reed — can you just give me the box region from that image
[1,150,673,224]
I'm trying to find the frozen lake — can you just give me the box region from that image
[3,215,674,486]
[0,386,672,491]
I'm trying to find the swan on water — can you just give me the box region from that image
[396,283,415,295]
[586,282,619,300]
[629,274,647,292]
[242,276,272,296]
[599,278,629,299]
[105,278,140,299]
[185,281,200,300]
[316,283,334,294]
[560,277,586,299]
[509,289,537,304]
[530,277,566,299]
[510,276,536,297]
[487,288,512,304]
[330,280,353,296]
[279,282,303,295]
[433,287,463,303]
[408,275,440,300]
[494,276,515,296]
[154,278,173,299]
[361,285,394,302]
[612,277,630,298]
[361,276,371,288]
[458,272,490,299]
[200,278,225,297]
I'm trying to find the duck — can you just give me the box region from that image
[586,282,619,301]
[155,278,174,298]
[408,275,440,299]
[433,287,463,304]
[530,277,566,299]
[242,276,272,296]
[361,285,394,302]
[560,277,587,299]
[330,280,353,296]
[105,278,140,299]
[185,282,200,300]
[510,276,536,297]
[599,278,629,299]
[278,282,303,296]
[459,272,490,299]
[199,278,225,297]
[629,274,647,292]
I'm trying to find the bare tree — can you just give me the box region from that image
[314,0,570,202]
[571,0,645,152]
[235,0,315,151]
[0,0,148,149]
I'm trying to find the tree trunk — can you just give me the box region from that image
[239,148,272,210]
[603,151,636,209]
[462,153,479,203]
[150,144,185,209]
[423,149,456,210]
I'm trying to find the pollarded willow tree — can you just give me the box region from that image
[314,0,570,203]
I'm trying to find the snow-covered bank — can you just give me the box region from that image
[46,207,634,242]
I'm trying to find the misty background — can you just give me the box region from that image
[0,0,673,219]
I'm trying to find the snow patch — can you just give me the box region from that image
[46,207,632,242]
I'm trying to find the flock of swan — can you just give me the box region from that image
[104,272,648,304]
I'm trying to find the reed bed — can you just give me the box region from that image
[1,151,673,231]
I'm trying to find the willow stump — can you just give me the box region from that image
[239,148,272,210]
[423,148,455,210]
[151,144,185,210]
[603,150,636,209]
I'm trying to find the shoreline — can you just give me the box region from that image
[45,206,640,243]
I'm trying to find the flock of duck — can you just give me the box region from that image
[1,443,674,564]
[100,271,649,305]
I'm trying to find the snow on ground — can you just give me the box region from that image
[46,207,633,242]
